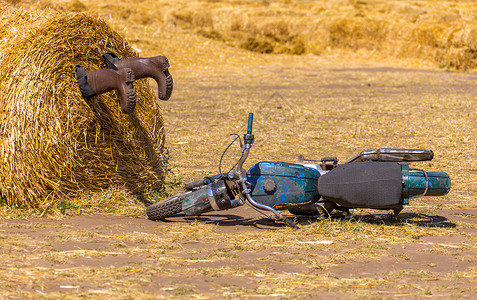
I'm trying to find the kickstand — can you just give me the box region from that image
[284,217,299,229]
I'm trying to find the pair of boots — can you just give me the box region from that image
[75,53,173,114]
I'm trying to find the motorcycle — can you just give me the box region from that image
[146,113,451,228]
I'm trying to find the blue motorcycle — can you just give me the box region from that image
[146,113,451,228]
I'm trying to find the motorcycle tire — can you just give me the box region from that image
[146,191,191,220]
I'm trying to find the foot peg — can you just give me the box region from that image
[103,53,173,101]
[75,66,137,114]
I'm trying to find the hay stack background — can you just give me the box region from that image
[0,2,167,208]
[166,0,477,70]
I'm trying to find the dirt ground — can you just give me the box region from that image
[1,60,476,298]
[1,205,476,298]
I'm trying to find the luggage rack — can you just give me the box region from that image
[345,148,434,163]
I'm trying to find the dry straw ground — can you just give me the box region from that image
[0,0,476,298]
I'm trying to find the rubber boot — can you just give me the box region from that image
[105,54,173,101]
[76,66,137,114]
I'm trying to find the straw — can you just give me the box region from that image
[0,3,167,208]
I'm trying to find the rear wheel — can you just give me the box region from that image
[146,191,191,220]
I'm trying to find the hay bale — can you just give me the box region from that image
[0,3,167,208]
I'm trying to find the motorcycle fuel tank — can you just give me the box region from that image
[247,161,321,209]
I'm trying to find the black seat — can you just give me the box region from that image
[318,162,403,209]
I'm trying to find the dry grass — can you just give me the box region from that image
[0,2,167,209]
[0,0,475,297]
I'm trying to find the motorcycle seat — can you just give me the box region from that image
[318,161,403,209]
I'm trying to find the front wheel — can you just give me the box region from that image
[146,191,191,220]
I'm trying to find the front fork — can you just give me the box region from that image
[235,170,298,228]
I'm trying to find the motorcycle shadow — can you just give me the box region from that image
[182,213,287,230]
[295,211,457,228]
[160,209,456,229]
[155,205,289,229]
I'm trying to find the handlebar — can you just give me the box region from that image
[247,113,253,134]
[184,178,209,190]
[236,113,254,171]
[243,113,254,147]
[184,174,226,190]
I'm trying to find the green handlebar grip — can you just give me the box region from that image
[247,113,253,134]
